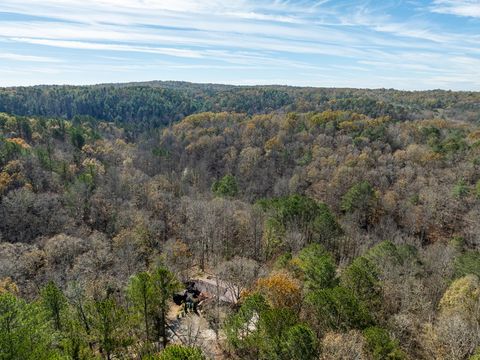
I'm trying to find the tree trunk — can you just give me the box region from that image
[161,309,167,348]
[144,296,149,341]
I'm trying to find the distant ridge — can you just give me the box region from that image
[0,81,479,134]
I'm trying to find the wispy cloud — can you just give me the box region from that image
[431,0,480,18]
[11,38,204,58]
[0,0,478,89]
[0,52,60,62]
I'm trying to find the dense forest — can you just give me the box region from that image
[1,82,479,134]
[1,83,480,359]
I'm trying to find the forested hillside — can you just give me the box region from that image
[1,82,479,134]
[1,84,480,359]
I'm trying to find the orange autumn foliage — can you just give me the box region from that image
[6,137,30,149]
[255,271,301,309]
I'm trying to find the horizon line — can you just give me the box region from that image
[0,79,477,93]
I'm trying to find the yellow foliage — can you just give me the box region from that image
[4,160,23,174]
[421,151,443,163]
[393,149,407,162]
[0,172,12,194]
[468,130,480,142]
[0,277,18,295]
[331,165,355,189]
[183,112,217,124]
[264,136,283,151]
[309,110,355,126]
[320,155,337,167]
[246,121,256,131]
[338,120,360,132]
[383,190,398,212]
[6,137,30,149]
[256,271,301,309]
[420,119,450,129]
[82,158,105,175]
[281,113,298,130]
[358,151,370,164]
[81,144,95,155]
[32,132,42,142]
[223,127,234,137]
[287,256,305,279]
[403,144,442,165]
[439,275,480,315]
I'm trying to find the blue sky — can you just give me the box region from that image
[0,0,479,89]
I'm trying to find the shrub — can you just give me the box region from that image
[363,327,406,360]
[212,174,238,197]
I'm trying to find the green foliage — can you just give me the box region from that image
[442,129,469,154]
[77,172,95,190]
[282,324,318,360]
[0,113,7,128]
[469,348,480,360]
[258,194,320,226]
[363,327,406,360]
[35,147,54,171]
[59,314,92,360]
[395,244,419,263]
[273,252,292,270]
[295,244,337,291]
[341,181,376,214]
[297,149,312,166]
[150,265,181,346]
[3,84,480,360]
[152,147,170,158]
[0,136,27,166]
[40,280,67,331]
[453,179,469,198]
[422,126,469,155]
[308,110,353,127]
[306,286,372,331]
[409,193,420,205]
[0,268,180,360]
[4,84,475,138]
[455,251,480,279]
[259,194,341,246]
[127,271,154,340]
[212,174,238,197]
[366,241,401,264]
[70,126,86,150]
[263,217,286,258]
[258,308,299,359]
[422,125,442,151]
[127,265,180,349]
[365,241,420,281]
[225,294,317,360]
[225,293,269,353]
[341,256,381,312]
[156,344,206,360]
[50,119,67,140]
[313,202,343,242]
[88,292,130,359]
[0,292,60,360]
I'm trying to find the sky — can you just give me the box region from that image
[0,0,479,90]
